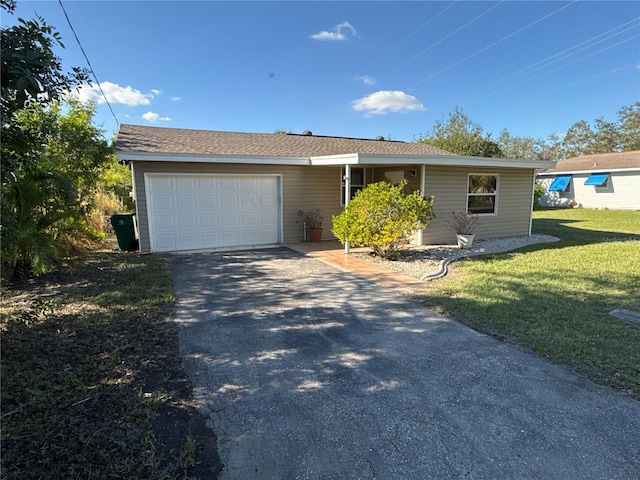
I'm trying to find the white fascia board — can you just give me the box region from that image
[312,153,556,169]
[537,167,640,176]
[116,151,311,166]
[309,153,361,165]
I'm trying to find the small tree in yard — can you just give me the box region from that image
[332,180,435,259]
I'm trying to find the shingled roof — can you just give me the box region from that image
[115,124,454,158]
[541,150,640,173]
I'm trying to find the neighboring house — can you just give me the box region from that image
[115,124,555,254]
[537,151,640,210]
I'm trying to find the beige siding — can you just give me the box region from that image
[419,167,534,244]
[132,161,344,253]
[132,161,536,252]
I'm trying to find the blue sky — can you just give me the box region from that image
[4,0,640,142]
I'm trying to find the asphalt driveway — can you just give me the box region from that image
[170,248,640,480]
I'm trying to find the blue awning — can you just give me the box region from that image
[548,175,572,192]
[584,173,609,186]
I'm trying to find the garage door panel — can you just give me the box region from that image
[177,215,197,228]
[219,178,238,193]
[260,194,277,207]
[259,228,278,243]
[153,215,176,230]
[197,177,217,189]
[220,231,240,245]
[150,177,173,192]
[199,194,218,208]
[241,195,258,209]
[241,213,258,226]
[200,232,220,245]
[220,195,238,208]
[177,234,198,249]
[238,177,257,191]
[152,195,174,210]
[147,174,280,252]
[240,230,259,244]
[221,213,239,226]
[176,195,197,209]
[154,235,177,250]
[200,214,218,228]
[175,177,196,190]
[261,211,278,224]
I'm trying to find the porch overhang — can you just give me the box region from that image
[310,153,556,169]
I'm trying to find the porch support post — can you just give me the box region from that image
[344,164,350,254]
[417,164,427,246]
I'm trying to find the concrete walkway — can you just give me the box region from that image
[170,248,640,480]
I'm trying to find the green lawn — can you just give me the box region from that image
[421,209,640,399]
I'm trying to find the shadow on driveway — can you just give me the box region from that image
[169,247,640,480]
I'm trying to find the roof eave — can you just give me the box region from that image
[116,151,311,166]
[312,153,556,169]
[116,150,557,169]
[537,167,640,176]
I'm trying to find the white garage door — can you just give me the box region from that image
[145,174,280,252]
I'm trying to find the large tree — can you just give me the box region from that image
[0,2,116,278]
[2,100,114,277]
[618,101,640,151]
[417,107,504,157]
[497,101,640,161]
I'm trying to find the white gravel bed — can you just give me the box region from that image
[351,234,560,281]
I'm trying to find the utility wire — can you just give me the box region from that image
[356,1,459,77]
[57,0,119,128]
[458,17,640,103]
[377,0,505,83]
[461,33,640,107]
[408,0,578,89]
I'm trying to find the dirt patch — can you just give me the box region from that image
[1,247,222,479]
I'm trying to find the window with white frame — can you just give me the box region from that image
[467,174,498,215]
[341,167,365,205]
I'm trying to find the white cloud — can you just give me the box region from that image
[356,75,376,86]
[73,81,152,106]
[351,90,425,116]
[310,21,357,41]
[171,96,181,101]
[150,89,161,96]
[142,111,171,122]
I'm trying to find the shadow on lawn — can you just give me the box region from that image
[415,218,640,399]
[531,217,640,246]
[0,251,222,479]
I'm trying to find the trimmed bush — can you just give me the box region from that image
[332,180,434,259]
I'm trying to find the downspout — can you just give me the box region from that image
[528,170,536,237]
[417,164,427,246]
[130,163,141,253]
[344,164,351,254]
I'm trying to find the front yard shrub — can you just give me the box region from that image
[332,180,435,259]
[533,182,545,210]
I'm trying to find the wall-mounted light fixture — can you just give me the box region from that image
[409,169,417,177]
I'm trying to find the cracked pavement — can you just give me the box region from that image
[170,248,640,479]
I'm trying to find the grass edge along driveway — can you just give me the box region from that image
[419,209,640,400]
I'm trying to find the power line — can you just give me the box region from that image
[57,0,119,128]
[377,0,505,83]
[408,0,578,89]
[457,18,640,104]
[356,1,459,77]
[461,32,640,107]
